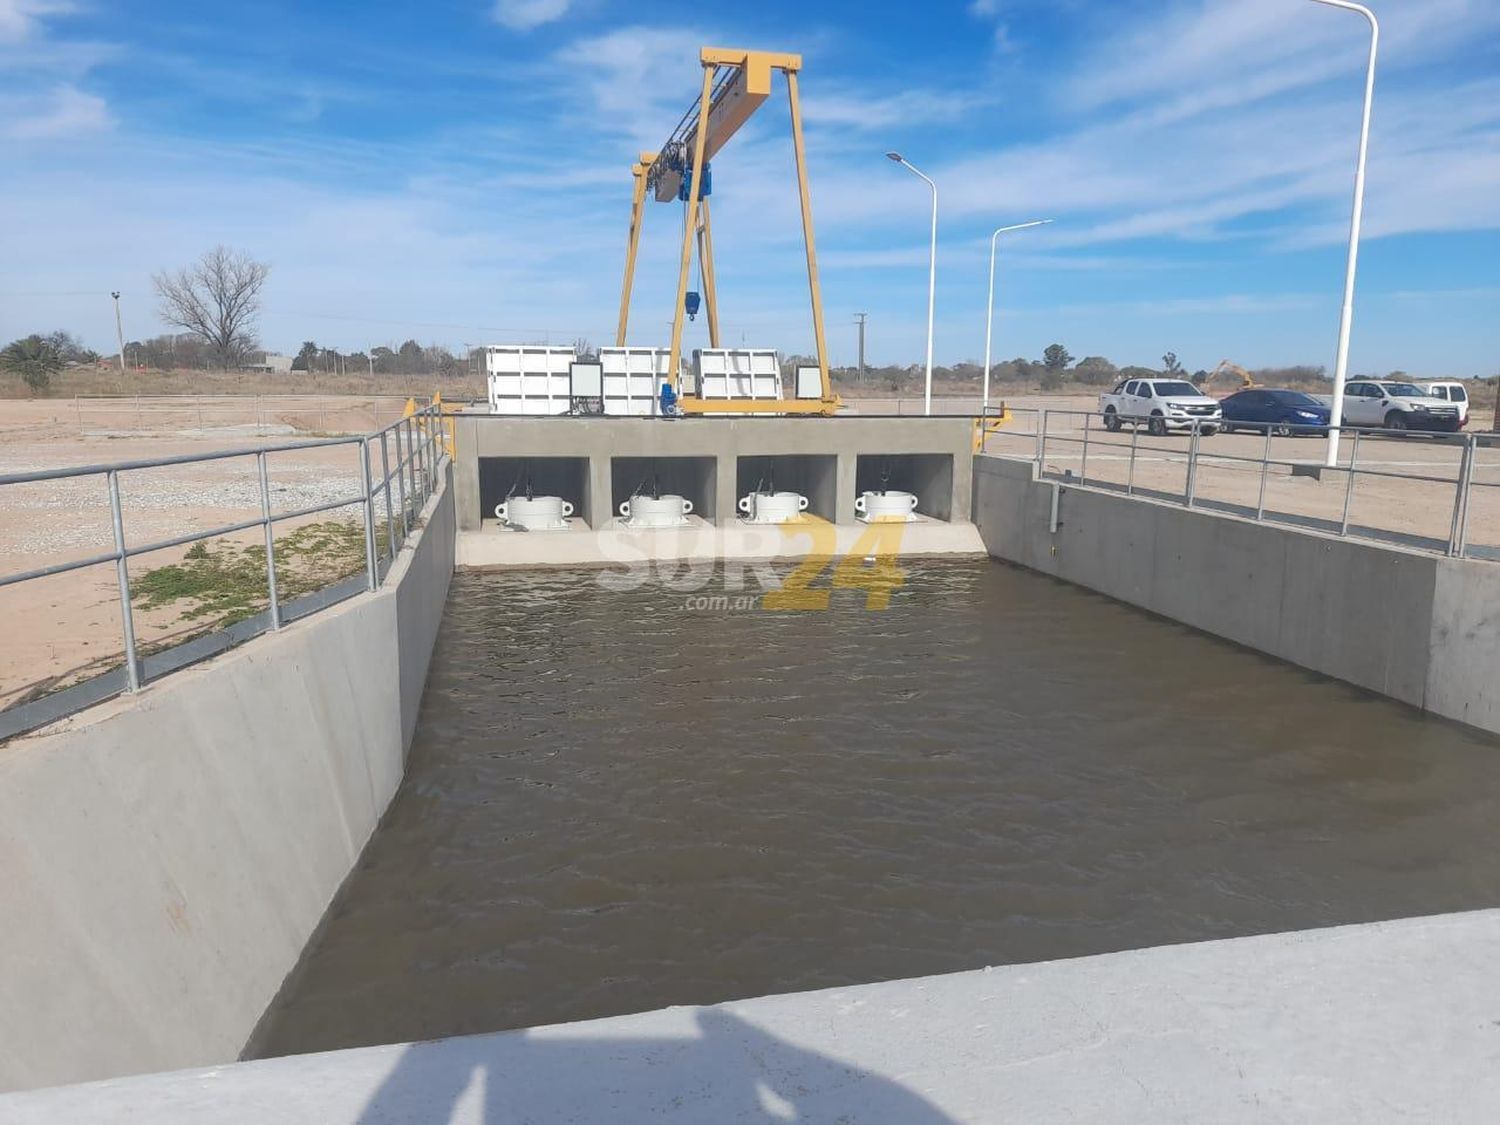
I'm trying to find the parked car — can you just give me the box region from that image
[1099,378,1222,436]
[1219,388,1330,436]
[1423,381,1471,427]
[1341,380,1462,432]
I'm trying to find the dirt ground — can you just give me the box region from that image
[0,395,431,711]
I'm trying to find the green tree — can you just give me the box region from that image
[397,339,423,374]
[293,341,319,372]
[1073,356,1118,386]
[1039,370,1065,392]
[1161,351,1183,376]
[1043,343,1073,372]
[2,334,63,394]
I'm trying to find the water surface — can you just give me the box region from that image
[250,559,1500,1057]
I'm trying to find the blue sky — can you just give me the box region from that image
[2,0,1498,375]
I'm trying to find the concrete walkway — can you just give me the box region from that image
[3,909,1497,1122]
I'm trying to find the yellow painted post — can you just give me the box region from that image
[616,159,651,347]
[698,197,722,349]
[668,64,716,396]
[784,68,832,405]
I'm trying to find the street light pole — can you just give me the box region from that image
[110,291,126,372]
[1310,0,1379,468]
[886,152,937,416]
[983,219,1053,415]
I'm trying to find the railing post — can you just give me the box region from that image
[393,423,411,540]
[379,429,396,562]
[1126,423,1139,495]
[1080,412,1091,484]
[415,412,429,504]
[107,470,142,692]
[257,451,282,629]
[1256,425,1272,521]
[404,417,419,520]
[1038,411,1050,474]
[360,438,378,591]
[1184,422,1200,507]
[1448,434,1476,557]
[1340,430,1361,537]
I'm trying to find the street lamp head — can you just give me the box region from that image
[885,151,903,163]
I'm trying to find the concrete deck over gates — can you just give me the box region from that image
[4,909,1496,1122]
[452,415,975,532]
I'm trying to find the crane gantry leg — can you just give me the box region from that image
[697,197,721,349]
[785,68,831,403]
[667,64,715,395]
[615,155,652,347]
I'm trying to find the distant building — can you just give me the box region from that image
[245,353,294,374]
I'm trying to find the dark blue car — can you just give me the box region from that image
[1219,389,1331,436]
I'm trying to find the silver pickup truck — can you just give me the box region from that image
[1099,378,1222,436]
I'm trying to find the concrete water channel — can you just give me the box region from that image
[6,413,1500,1120]
[248,557,1500,1058]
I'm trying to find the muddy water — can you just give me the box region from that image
[248,559,1500,1058]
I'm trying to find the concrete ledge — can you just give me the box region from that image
[0,467,455,1093]
[455,518,987,569]
[5,909,1497,1122]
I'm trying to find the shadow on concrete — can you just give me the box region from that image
[355,1008,958,1123]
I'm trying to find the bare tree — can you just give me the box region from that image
[153,246,269,368]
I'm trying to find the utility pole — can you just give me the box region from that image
[110,292,126,372]
[855,312,867,383]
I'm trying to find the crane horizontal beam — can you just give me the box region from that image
[647,48,801,203]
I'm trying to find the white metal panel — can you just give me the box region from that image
[694,349,782,401]
[599,347,674,417]
[795,365,823,400]
[485,345,575,415]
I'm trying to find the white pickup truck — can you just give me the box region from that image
[1099,378,1223,436]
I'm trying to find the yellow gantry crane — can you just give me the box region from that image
[615,47,837,415]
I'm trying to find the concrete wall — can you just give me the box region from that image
[974,456,1500,733]
[453,416,974,530]
[0,466,455,1094]
[6,909,1498,1122]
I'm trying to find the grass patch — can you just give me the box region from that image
[132,519,381,630]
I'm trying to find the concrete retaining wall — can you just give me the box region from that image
[973,456,1500,734]
[0,465,454,1094]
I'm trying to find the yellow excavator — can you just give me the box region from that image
[1209,360,1258,389]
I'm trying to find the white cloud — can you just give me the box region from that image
[492,0,575,32]
[0,0,72,44]
[800,88,986,131]
[1,84,109,139]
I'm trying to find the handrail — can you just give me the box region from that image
[976,406,1491,561]
[0,405,449,741]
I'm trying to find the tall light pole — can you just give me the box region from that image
[1310,0,1379,468]
[886,152,937,416]
[854,312,867,383]
[983,219,1053,415]
[110,291,126,372]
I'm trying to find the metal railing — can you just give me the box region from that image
[978,407,1496,561]
[0,405,447,741]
